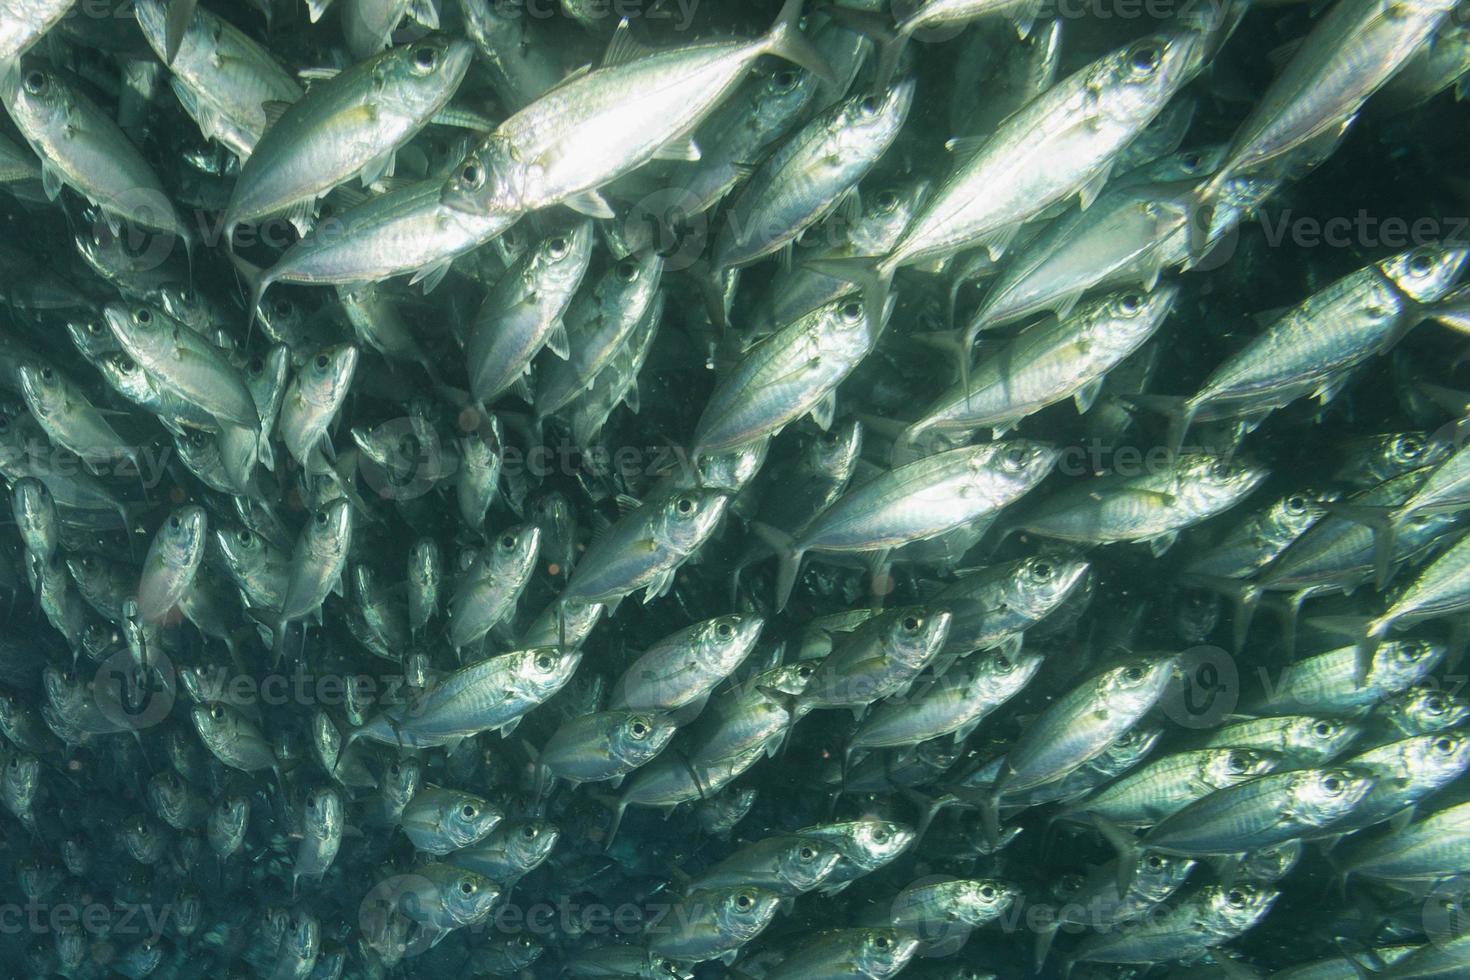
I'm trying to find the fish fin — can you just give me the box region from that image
[163,0,197,65]
[41,163,63,201]
[296,66,342,82]
[748,521,806,613]
[564,189,616,220]
[407,0,439,29]
[1078,164,1113,210]
[643,567,676,603]
[763,0,838,85]
[944,135,989,156]
[809,390,835,431]
[261,100,293,130]
[614,493,642,516]
[652,135,701,162]
[287,198,316,238]
[1091,813,1140,894]
[1012,0,1044,38]
[430,104,496,132]
[359,150,396,188]
[976,223,1020,262]
[601,18,653,68]
[1119,392,1197,459]
[410,259,453,295]
[1319,502,1398,590]
[803,257,894,349]
[304,0,334,22]
[1073,378,1104,414]
[1147,530,1178,558]
[622,382,640,414]
[1033,915,1062,973]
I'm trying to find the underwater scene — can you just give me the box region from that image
[4,0,1470,977]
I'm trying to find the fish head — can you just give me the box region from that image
[695,614,765,673]
[505,819,560,869]
[973,646,1045,701]
[1242,841,1303,883]
[303,786,344,842]
[1099,655,1178,715]
[485,523,542,582]
[515,647,583,701]
[436,866,500,926]
[2,752,39,801]
[1097,32,1201,122]
[803,418,864,482]
[10,476,53,533]
[16,361,66,419]
[215,524,271,578]
[1291,767,1377,825]
[1208,748,1282,790]
[1394,688,1470,734]
[713,885,782,940]
[1178,453,1268,508]
[880,607,952,672]
[949,879,1019,925]
[155,505,208,569]
[775,836,843,891]
[442,790,503,847]
[1371,639,1445,689]
[856,928,921,976]
[611,712,678,767]
[304,498,353,563]
[387,33,476,107]
[1098,725,1164,775]
[1408,730,1470,782]
[103,301,175,363]
[654,489,729,554]
[1130,851,1197,903]
[1204,883,1277,934]
[1284,716,1360,763]
[1009,555,1091,620]
[529,220,595,288]
[3,58,69,131]
[442,135,524,215]
[976,440,1059,493]
[281,911,320,962]
[1098,284,1179,349]
[65,318,118,360]
[845,819,916,868]
[301,343,359,408]
[1381,245,1470,304]
[382,757,422,809]
[838,77,916,149]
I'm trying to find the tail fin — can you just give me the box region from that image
[1186,175,1223,264]
[764,0,839,86]
[164,0,198,65]
[748,522,806,613]
[1181,573,1264,652]
[1091,814,1142,895]
[230,251,272,346]
[804,257,895,345]
[1320,502,1399,590]
[1121,393,1197,460]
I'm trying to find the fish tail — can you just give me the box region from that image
[1186,174,1223,264]
[764,0,838,87]
[748,521,805,613]
[804,256,895,341]
[1121,392,1197,460]
[1090,813,1141,894]
[230,250,271,347]
[1321,502,1399,590]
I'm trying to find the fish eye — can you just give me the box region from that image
[1285,494,1307,514]
[134,308,153,325]
[798,845,816,860]
[630,718,650,738]
[1409,251,1434,277]
[500,533,516,549]
[315,510,330,526]
[414,46,439,71]
[1128,41,1162,74]
[535,652,556,671]
[873,827,890,843]
[39,367,54,383]
[1123,664,1146,682]
[675,496,695,515]
[715,621,733,640]
[1226,888,1247,908]
[734,892,753,911]
[389,763,400,776]
[459,879,476,894]
[546,236,569,258]
[23,71,47,94]
[272,298,293,316]
[979,884,996,899]
[169,514,182,530]
[1313,721,1334,738]
[616,261,639,282]
[1145,854,1164,871]
[994,654,1013,671]
[1321,774,1344,794]
[1227,752,1249,773]
[840,301,863,323]
[314,353,329,370]
[460,163,484,189]
[901,615,921,632]
[874,934,891,949]
[521,824,538,839]
[1004,445,1028,469]
[1180,152,1201,171]
[772,70,798,91]
[306,797,315,810]
[461,804,477,819]
[1032,559,1054,581]
[1119,293,1143,314]
[248,356,264,374]
[210,704,225,720]
[874,190,899,212]
[797,665,812,679]
[87,321,104,335]
[1436,736,1456,753]
[857,94,880,116]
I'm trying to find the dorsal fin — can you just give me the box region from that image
[603,19,655,68]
